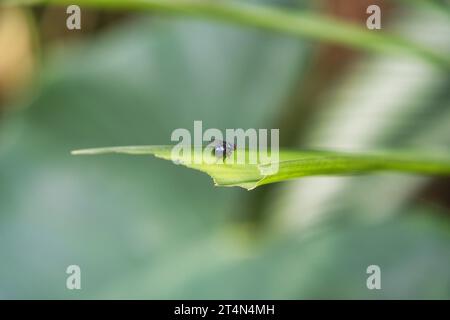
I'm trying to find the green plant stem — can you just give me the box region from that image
[4,0,450,68]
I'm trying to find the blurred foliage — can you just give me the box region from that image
[0,8,35,105]
[0,13,308,298]
[6,0,450,67]
[0,0,449,299]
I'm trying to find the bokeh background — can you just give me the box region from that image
[0,0,449,299]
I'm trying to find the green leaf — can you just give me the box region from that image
[5,0,449,68]
[72,146,450,190]
[0,16,307,297]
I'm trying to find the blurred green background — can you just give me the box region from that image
[0,0,449,299]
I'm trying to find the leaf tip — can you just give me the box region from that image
[71,149,98,155]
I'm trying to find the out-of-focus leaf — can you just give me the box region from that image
[98,207,450,299]
[272,4,450,232]
[5,0,450,67]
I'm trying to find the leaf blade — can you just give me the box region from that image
[72,146,450,190]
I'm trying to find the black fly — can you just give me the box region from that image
[210,139,236,161]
